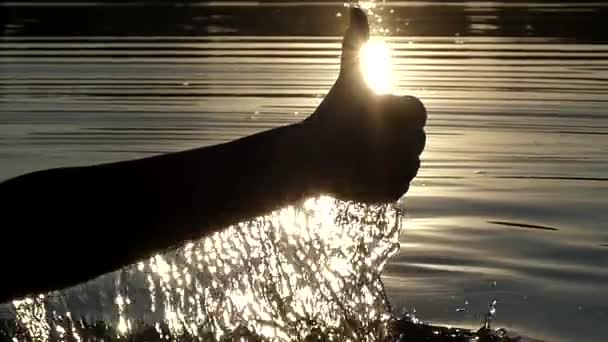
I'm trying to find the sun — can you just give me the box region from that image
[360,38,394,94]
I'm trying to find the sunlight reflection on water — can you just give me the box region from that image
[2,0,608,341]
[12,197,402,341]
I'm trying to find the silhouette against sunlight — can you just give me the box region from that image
[0,7,426,304]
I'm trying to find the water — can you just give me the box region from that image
[1,1,608,341]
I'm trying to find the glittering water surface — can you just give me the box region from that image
[1,1,608,342]
[10,199,401,341]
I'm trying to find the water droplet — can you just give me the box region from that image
[483,299,498,329]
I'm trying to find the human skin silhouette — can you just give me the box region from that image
[0,8,426,303]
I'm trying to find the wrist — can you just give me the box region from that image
[276,122,329,197]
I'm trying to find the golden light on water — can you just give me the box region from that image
[360,38,394,94]
[12,197,403,341]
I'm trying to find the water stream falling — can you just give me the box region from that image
[7,198,403,341]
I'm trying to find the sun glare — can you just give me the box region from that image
[360,38,393,94]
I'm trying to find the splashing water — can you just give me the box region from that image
[8,197,403,341]
[12,296,50,341]
[483,299,498,330]
[4,4,408,340]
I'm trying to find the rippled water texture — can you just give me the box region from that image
[1,1,608,342]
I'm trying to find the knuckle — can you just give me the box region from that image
[404,95,427,127]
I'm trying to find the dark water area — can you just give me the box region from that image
[2,1,608,41]
[1,1,608,342]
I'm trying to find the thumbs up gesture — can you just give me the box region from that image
[305,7,427,203]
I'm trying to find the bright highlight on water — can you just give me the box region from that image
[1,1,607,341]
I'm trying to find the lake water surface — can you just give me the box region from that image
[1,1,607,341]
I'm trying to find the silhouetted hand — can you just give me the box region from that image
[0,7,426,303]
[304,8,427,203]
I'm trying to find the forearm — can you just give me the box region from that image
[165,121,324,237]
[0,121,324,302]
